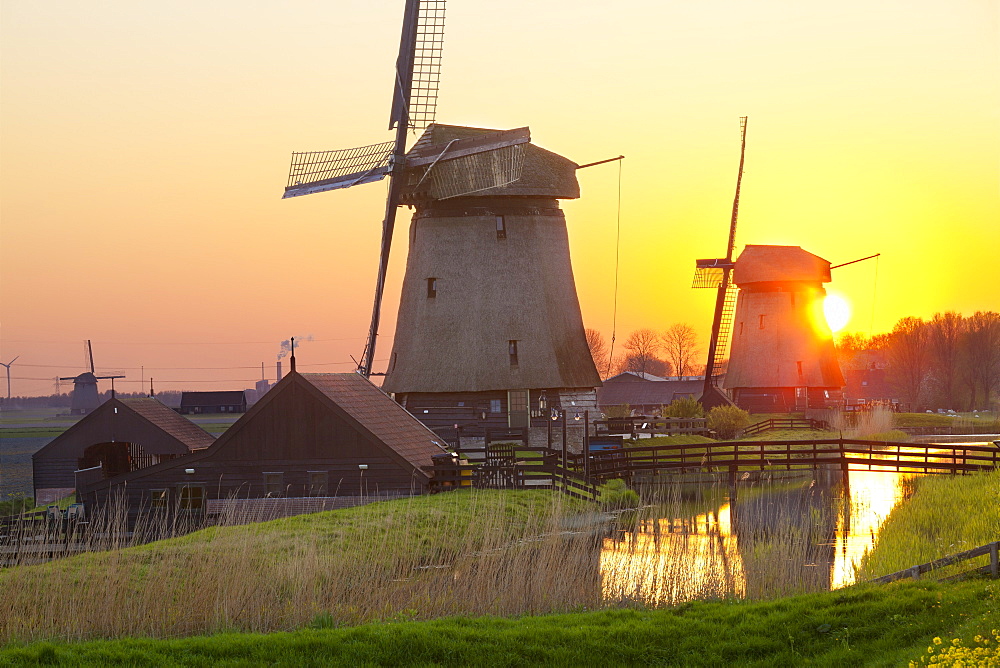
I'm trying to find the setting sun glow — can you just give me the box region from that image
[823,294,851,333]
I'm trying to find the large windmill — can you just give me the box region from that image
[282,0,601,446]
[59,340,125,415]
[693,117,747,409]
[283,0,528,378]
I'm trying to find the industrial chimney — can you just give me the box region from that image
[276,361,283,382]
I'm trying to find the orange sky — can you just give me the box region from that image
[1,0,998,395]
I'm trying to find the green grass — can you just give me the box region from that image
[858,469,1000,580]
[1,579,997,666]
[0,427,67,439]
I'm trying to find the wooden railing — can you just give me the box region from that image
[424,447,599,501]
[575,438,1000,480]
[871,541,1000,583]
[742,418,829,436]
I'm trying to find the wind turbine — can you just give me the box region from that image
[0,356,18,401]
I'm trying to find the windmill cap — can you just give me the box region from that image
[402,124,580,201]
[732,245,832,285]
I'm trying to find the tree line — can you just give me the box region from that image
[586,325,703,380]
[836,311,1000,411]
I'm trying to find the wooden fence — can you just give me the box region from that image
[742,417,830,436]
[871,541,1000,583]
[572,438,1000,481]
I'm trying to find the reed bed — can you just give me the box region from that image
[2,476,857,644]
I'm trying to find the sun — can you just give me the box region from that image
[823,293,851,333]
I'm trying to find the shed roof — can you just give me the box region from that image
[597,378,706,410]
[733,245,832,285]
[298,373,449,471]
[33,397,214,461]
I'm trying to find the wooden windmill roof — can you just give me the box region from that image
[403,124,580,200]
[733,245,832,285]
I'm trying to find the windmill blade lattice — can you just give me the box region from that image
[284,141,395,199]
[393,0,446,131]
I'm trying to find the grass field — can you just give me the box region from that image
[1,579,997,666]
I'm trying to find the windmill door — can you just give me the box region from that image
[507,390,530,428]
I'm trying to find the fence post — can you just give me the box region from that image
[910,565,921,580]
[584,410,590,481]
[991,542,999,579]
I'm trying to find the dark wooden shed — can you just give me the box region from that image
[32,397,215,505]
[178,391,248,414]
[77,371,450,522]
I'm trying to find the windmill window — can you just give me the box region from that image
[795,387,807,399]
[490,399,502,414]
[508,340,519,367]
[427,278,437,298]
[797,361,803,376]
[759,315,765,329]
[264,472,284,497]
[739,322,744,335]
[496,216,506,240]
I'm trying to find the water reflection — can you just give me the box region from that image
[600,468,911,606]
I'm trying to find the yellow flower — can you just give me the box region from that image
[933,637,943,645]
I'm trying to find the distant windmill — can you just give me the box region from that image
[693,117,748,409]
[58,340,125,415]
[1,355,18,400]
[282,0,532,378]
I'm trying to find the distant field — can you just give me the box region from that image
[0,436,53,498]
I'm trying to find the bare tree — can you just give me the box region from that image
[927,312,964,409]
[960,311,1000,410]
[619,329,665,377]
[617,353,671,378]
[585,328,610,377]
[661,323,700,377]
[886,317,930,409]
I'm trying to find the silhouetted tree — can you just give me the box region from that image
[661,323,700,377]
[585,328,610,378]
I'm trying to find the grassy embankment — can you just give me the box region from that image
[1,578,997,667]
[3,468,1000,665]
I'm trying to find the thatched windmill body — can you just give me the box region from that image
[381,124,601,437]
[724,245,845,413]
[282,1,600,441]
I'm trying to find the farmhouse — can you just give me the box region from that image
[76,369,450,522]
[32,397,215,505]
[177,390,248,414]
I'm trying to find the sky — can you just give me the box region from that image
[1,0,998,396]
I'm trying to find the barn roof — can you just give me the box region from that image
[33,397,214,461]
[298,373,449,471]
[121,398,216,451]
[403,124,580,200]
[597,377,706,410]
[179,391,246,407]
[733,245,832,286]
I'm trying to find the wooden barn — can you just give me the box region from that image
[76,369,450,522]
[32,397,215,505]
[724,245,845,412]
[381,125,602,448]
[178,390,248,414]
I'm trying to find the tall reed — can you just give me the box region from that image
[1,476,851,643]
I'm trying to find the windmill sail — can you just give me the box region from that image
[696,117,748,407]
[284,141,395,199]
[390,0,446,131]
